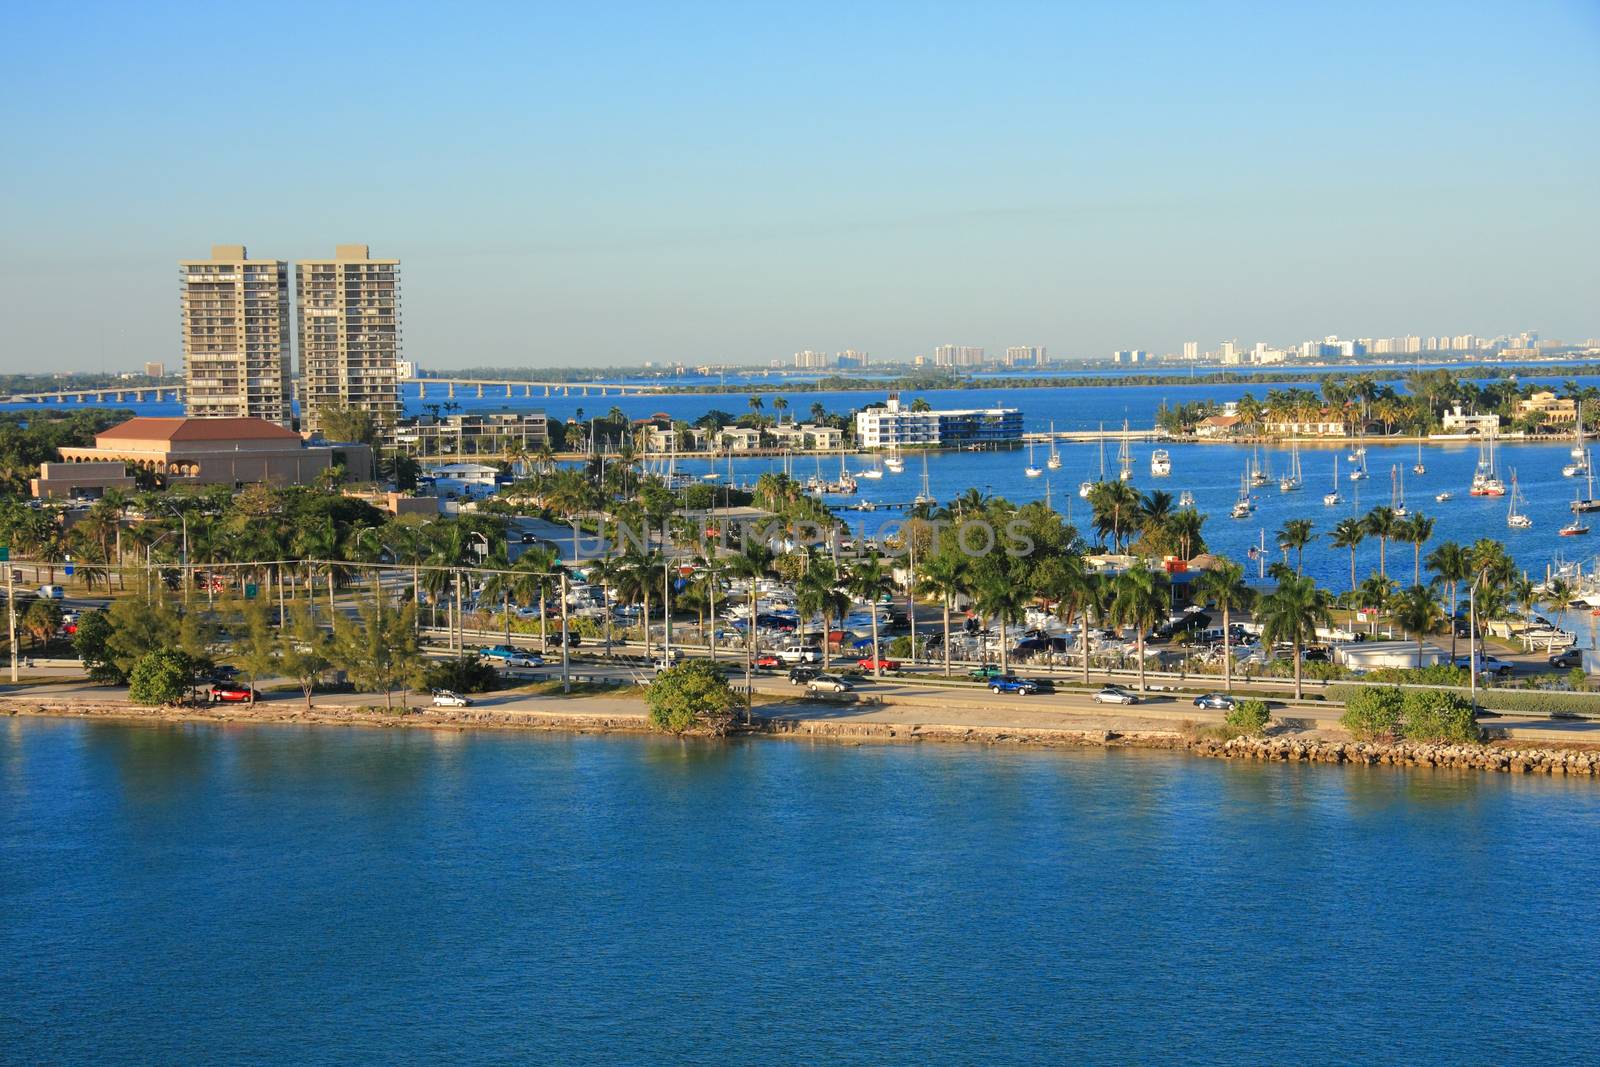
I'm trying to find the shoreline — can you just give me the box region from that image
[7,694,1599,778]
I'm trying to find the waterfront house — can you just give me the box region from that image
[1513,391,1578,427]
[1194,414,1243,439]
[1440,406,1500,435]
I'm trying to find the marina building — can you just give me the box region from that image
[296,245,402,438]
[180,245,293,426]
[854,393,1022,449]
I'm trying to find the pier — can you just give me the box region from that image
[409,378,665,400]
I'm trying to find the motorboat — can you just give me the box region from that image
[1435,491,1453,502]
[1150,449,1172,477]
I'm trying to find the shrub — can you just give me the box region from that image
[646,660,737,735]
[73,609,126,684]
[1366,664,1469,686]
[128,649,194,706]
[1223,699,1270,737]
[422,655,500,694]
[1340,685,1404,741]
[1400,689,1480,744]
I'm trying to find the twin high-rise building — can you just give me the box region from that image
[179,244,401,435]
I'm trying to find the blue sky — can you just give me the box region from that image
[2,1,1597,371]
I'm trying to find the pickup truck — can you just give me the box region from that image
[776,646,822,665]
[1453,653,1514,677]
[479,645,545,668]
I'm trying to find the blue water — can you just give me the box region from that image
[2,718,1598,1063]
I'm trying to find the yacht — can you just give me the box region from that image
[1249,446,1270,487]
[1278,439,1302,492]
[1150,449,1172,477]
[1435,490,1454,502]
[1323,457,1342,506]
[1506,471,1532,529]
[1470,433,1506,496]
[1178,490,1195,507]
[1082,428,1107,497]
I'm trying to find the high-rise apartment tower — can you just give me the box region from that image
[180,245,293,425]
[296,245,402,437]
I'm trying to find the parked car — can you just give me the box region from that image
[806,674,854,694]
[788,666,820,686]
[480,645,544,668]
[544,632,581,648]
[209,683,259,704]
[36,585,64,600]
[1192,692,1236,710]
[1092,685,1140,705]
[988,675,1039,695]
[1549,648,1584,669]
[432,689,472,707]
[856,656,901,672]
[1454,653,1514,676]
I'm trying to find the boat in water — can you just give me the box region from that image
[1323,456,1341,506]
[1046,423,1062,470]
[1117,422,1133,482]
[1390,465,1408,518]
[884,445,905,474]
[1470,433,1506,496]
[913,452,936,507]
[1412,439,1426,476]
[1178,490,1195,507]
[1435,490,1454,502]
[1279,438,1302,492]
[1150,448,1172,478]
[1572,453,1600,512]
[1025,438,1042,478]
[1506,470,1532,529]
[1230,471,1254,519]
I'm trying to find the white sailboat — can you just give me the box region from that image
[1025,439,1042,478]
[913,451,936,507]
[1390,465,1408,518]
[1323,457,1342,506]
[1470,433,1506,496]
[1278,438,1302,492]
[1506,470,1532,529]
[1564,405,1588,477]
[1046,423,1062,470]
[884,444,905,474]
[1249,445,1270,487]
[1117,422,1133,482]
[1412,439,1426,476]
[1573,453,1600,513]
[1230,470,1254,519]
[1081,428,1105,497]
[858,454,884,480]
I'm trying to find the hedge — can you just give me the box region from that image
[1340,686,1404,741]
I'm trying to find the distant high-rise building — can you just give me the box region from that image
[144,361,165,379]
[1404,336,1422,354]
[794,349,830,369]
[1452,334,1476,351]
[181,244,293,426]
[1219,340,1239,365]
[1182,341,1199,360]
[933,345,985,367]
[835,349,869,369]
[296,245,402,438]
[1005,346,1046,367]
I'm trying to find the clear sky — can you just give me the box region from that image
[2,1,1597,372]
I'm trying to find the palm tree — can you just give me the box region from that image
[1108,566,1168,691]
[772,396,789,424]
[1392,585,1445,667]
[1401,513,1435,587]
[915,548,967,677]
[1087,480,1141,552]
[1364,505,1398,577]
[1331,518,1366,595]
[1167,508,1206,560]
[1039,553,1096,684]
[1357,574,1396,635]
[1192,559,1253,692]
[796,555,846,670]
[845,556,893,677]
[1426,540,1471,659]
[1275,518,1316,574]
[809,401,827,424]
[1256,573,1334,699]
[970,560,1029,677]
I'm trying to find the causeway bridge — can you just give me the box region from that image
[6,377,665,406]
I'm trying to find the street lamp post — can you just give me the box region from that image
[161,502,188,604]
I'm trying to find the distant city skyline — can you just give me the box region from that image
[2,2,1597,372]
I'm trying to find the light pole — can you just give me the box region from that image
[161,502,189,604]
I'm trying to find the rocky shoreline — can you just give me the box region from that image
[5,697,1598,778]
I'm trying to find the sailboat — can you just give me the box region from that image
[1470,433,1506,496]
[1564,406,1588,477]
[1571,451,1600,512]
[1561,484,1591,536]
[1323,457,1342,506]
[1025,439,1042,478]
[1390,465,1408,518]
[1347,435,1368,481]
[1081,427,1106,497]
[1412,439,1426,476]
[1249,445,1270,487]
[1046,423,1062,470]
[913,452,936,507]
[1278,438,1302,492]
[1506,470,1532,529]
[1117,422,1133,482]
[858,454,884,480]
[837,455,858,495]
[1230,470,1254,519]
[884,444,905,474]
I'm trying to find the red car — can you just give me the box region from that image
[754,653,782,668]
[856,656,901,672]
[209,683,260,704]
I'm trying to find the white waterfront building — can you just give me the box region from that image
[853,393,1023,449]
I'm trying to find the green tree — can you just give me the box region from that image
[128,648,194,706]
[647,660,736,735]
[914,546,967,678]
[20,598,62,651]
[845,555,893,677]
[971,557,1030,677]
[1192,558,1254,692]
[1108,566,1169,692]
[1364,506,1398,578]
[1331,517,1366,595]
[1426,540,1471,659]
[332,599,424,712]
[1341,686,1403,741]
[1256,574,1334,699]
[1400,688,1479,743]
[1275,518,1316,575]
[1223,699,1270,737]
[1392,584,1444,668]
[103,595,180,677]
[72,608,125,683]
[230,597,280,706]
[278,603,334,712]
